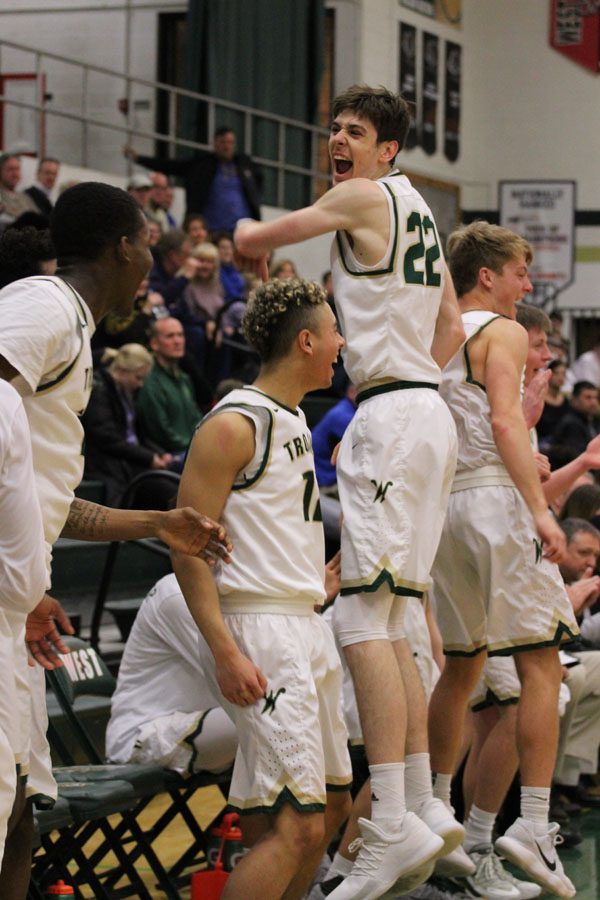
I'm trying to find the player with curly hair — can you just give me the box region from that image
[173,278,353,900]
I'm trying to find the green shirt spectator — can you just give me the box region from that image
[137,318,202,455]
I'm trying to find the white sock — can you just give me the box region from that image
[521,785,551,831]
[369,762,406,830]
[432,771,452,807]
[464,804,496,851]
[327,851,354,877]
[405,752,434,812]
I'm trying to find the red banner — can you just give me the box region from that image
[549,0,600,73]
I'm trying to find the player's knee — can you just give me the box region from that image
[515,646,561,683]
[439,654,485,694]
[284,812,325,858]
[327,789,352,830]
[333,593,391,647]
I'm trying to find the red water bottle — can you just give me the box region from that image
[45,881,74,898]
[191,812,242,899]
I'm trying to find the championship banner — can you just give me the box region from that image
[499,180,576,306]
[399,22,419,149]
[444,41,461,162]
[549,0,600,73]
[421,31,439,156]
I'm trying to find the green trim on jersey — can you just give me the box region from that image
[334,182,400,278]
[34,277,89,395]
[182,710,212,776]
[325,779,353,793]
[471,692,520,713]
[444,643,488,659]
[226,785,326,816]
[340,568,424,598]
[488,619,579,657]
[357,379,439,405]
[243,386,300,417]
[206,402,275,491]
[462,314,502,393]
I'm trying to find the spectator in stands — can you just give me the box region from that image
[183,213,209,248]
[149,229,199,308]
[82,344,172,505]
[147,220,161,247]
[548,311,570,361]
[91,278,167,354]
[0,226,56,288]
[216,232,245,301]
[182,243,225,340]
[124,126,262,231]
[553,519,600,805]
[537,359,571,451]
[269,258,298,280]
[137,318,202,466]
[552,381,600,456]
[146,172,177,234]
[566,339,600,392]
[559,484,600,523]
[176,242,225,366]
[126,173,153,213]
[0,154,37,231]
[24,158,60,217]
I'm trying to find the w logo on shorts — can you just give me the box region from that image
[533,538,543,564]
[262,687,286,715]
[370,479,393,503]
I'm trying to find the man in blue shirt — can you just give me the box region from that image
[124,128,262,233]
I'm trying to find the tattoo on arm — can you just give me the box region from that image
[66,499,110,539]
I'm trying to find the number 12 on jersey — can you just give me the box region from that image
[302,470,322,523]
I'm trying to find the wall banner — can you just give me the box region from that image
[549,0,600,73]
[399,22,419,149]
[444,41,461,161]
[421,31,439,155]
[499,180,576,305]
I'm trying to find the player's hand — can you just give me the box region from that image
[534,510,566,564]
[582,433,600,470]
[26,594,75,670]
[522,368,551,429]
[234,250,269,283]
[534,452,551,483]
[566,572,600,615]
[324,550,341,603]
[216,651,267,706]
[157,508,233,565]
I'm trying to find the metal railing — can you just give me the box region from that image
[0,38,330,208]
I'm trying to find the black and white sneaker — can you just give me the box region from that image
[307,873,346,898]
[495,818,575,899]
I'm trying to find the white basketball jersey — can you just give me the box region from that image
[207,387,326,606]
[0,276,94,547]
[440,310,504,472]
[331,171,444,386]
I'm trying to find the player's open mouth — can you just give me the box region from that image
[333,157,352,175]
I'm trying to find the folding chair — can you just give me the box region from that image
[89,470,179,651]
[47,636,231,893]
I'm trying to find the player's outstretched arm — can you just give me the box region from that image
[172,413,267,706]
[430,265,465,369]
[62,498,232,565]
[486,319,565,562]
[234,178,382,260]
